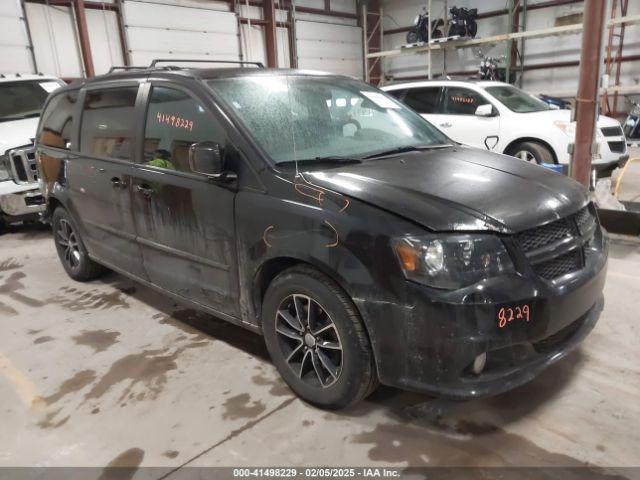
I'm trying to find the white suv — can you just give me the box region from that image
[383,80,627,168]
[0,74,64,230]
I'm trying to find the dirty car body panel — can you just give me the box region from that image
[36,68,607,399]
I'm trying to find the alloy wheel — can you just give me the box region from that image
[275,294,343,388]
[515,150,538,163]
[56,219,81,270]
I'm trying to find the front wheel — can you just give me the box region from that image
[262,266,377,409]
[52,207,107,281]
[507,141,554,165]
[406,30,419,44]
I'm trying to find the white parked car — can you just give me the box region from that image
[383,80,628,167]
[0,74,64,230]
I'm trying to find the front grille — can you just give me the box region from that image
[607,140,626,153]
[532,249,582,280]
[600,126,623,137]
[8,146,38,185]
[514,217,575,253]
[514,206,597,281]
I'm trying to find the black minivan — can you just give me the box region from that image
[36,62,607,409]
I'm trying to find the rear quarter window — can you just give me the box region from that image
[402,87,442,114]
[39,90,79,150]
[80,87,139,160]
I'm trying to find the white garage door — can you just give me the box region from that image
[123,0,239,68]
[295,20,362,79]
[0,0,34,73]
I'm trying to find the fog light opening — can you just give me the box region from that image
[471,352,487,375]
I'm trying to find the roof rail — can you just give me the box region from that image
[149,59,265,69]
[107,65,148,73]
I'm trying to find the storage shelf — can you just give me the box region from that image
[367,14,640,60]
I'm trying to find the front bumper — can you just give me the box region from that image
[355,232,608,399]
[0,188,46,219]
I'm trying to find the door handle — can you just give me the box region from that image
[439,122,452,128]
[110,177,127,189]
[134,184,154,198]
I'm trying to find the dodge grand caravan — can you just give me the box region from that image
[36,63,608,409]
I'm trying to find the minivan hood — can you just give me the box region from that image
[305,146,589,233]
[0,117,39,155]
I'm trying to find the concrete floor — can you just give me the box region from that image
[0,226,639,475]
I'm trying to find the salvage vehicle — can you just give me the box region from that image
[0,74,64,231]
[37,62,608,409]
[383,80,627,168]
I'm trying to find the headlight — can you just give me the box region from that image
[0,154,10,181]
[392,234,515,289]
[554,120,603,140]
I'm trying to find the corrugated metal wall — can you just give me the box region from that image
[0,0,35,73]
[4,0,361,79]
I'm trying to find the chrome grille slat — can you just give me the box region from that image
[8,145,38,185]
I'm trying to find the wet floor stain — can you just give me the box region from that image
[98,448,144,480]
[0,301,18,316]
[155,310,209,341]
[37,409,70,430]
[50,286,130,311]
[84,343,208,404]
[33,336,54,345]
[0,258,22,272]
[162,450,179,459]
[251,373,292,397]
[42,369,97,405]
[0,271,44,307]
[72,329,120,353]
[222,393,267,420]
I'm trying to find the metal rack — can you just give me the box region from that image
[365,0,640,96]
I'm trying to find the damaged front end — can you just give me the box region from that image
[0,145,46,225]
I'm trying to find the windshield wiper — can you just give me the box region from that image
[276,156,363,167]
[363,144,453,159]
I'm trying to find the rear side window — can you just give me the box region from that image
[143,86,225,173]
[80,87,139,160]
[385,89,406,101]
[39,90,78,150]
[442,87,486,115]
[403,87,442,114]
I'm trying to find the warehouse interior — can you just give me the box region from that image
[1,0,640,478]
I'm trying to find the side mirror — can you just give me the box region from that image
[188,141,236,181]
[475,104,494,117]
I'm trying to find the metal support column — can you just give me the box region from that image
[571,0,607,187]
[74,0,95,76]
[264,0,278,68]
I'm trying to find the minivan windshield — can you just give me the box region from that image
[485,85,549,113]
[208,75,450,164]
[0,80,62,123]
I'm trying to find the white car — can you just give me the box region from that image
[0,74,64,230]
[382,80,628,168]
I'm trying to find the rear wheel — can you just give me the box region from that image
[52,207,107,281]
[507,141,554,165]
[262,266,377,409]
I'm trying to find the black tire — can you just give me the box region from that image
[507,141,554,165]
[52,207,107,282]
[468,22,478,38]
[406,30,419,44]
[262,265,378,409]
